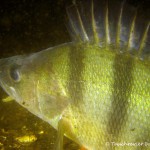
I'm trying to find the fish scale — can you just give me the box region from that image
[0,0,150,149]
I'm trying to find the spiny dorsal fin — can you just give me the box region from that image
[66,0,149,59]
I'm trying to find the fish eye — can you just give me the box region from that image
[10,68,21,82]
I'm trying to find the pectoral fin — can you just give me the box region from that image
[55,117,81,150]
[55,119,64,150]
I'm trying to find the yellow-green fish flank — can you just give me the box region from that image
[0,0,149,149]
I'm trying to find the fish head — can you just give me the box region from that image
[0,55,42,109]
[0,55,27,101]
[0,51,70,125]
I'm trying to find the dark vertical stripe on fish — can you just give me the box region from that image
[68,44,85,105]
[107,54,134,141]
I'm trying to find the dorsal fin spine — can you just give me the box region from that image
[138,21,150,57]
[105,0,110,47]
[67,12,81,41]
[91,0,99,44]
[116,0,125,49]
[66,8,81,41]
[75,5,89,41]
[126,9,137,52]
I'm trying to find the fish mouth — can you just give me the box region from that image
[0,79,10,95]
[0,62,15,100]
[0,56,24,102]
[0,79,20,102]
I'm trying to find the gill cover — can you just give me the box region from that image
[0,47,70,125]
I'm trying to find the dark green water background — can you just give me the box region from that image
[0,0,149,149]
[0,0,77,149]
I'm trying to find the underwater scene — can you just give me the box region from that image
[0,0,79,149]
[0,0,149,150]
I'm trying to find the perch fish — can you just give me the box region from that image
[0,0,150,149]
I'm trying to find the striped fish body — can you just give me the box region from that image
[0,0,149,149]
[65,43,150,150]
